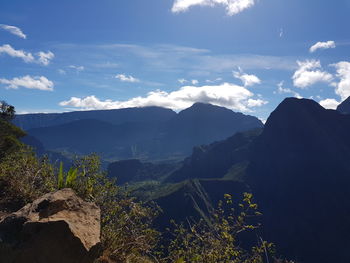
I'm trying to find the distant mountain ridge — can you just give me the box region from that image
[22,103,263,162]
[14,106,177,130]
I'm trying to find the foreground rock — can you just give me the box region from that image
[0,188,101,263]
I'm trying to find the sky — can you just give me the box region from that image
[1,0,350,121]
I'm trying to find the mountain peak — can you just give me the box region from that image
[264,97,324,128]
[337,96,350,114]
[184,102,230,112]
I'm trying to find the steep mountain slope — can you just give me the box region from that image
[337,96,350,114]
[166,129,261,183]
[25,103,263,162]
[152,179,248,229]
[107,159,179,184]
[247,98,350,263]
[14,106,176,130]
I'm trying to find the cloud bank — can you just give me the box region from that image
[60,82,267,112]
[309,41,336,53]
[172,0,255,16]
[0,24,26,39]
[292,60,333,88]
[0,75,54,91]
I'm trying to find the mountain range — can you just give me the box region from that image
[18,103,263,162]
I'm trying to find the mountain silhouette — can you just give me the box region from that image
[14,106,176,130]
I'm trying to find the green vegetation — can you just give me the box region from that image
[0,102,291,263]
[160,193,291,263]
[0,101,25,160]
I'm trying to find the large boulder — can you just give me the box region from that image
[0,188,101,263]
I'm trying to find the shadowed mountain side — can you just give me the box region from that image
[152,179,249,230]
[21,135,72,167]
[27,119,163,160]
[247,98,350,263]
[166,129,261,183]
[337,96,350,114]
[107,159,180,184]
[14,106,177,130]
[161,103,263,153]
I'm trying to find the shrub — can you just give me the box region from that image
[159,193,293,263]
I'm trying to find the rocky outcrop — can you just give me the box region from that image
[0,188,101,263]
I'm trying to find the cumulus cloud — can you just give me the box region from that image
[309,41,336,53]
[115,74,140,83]
[172,0,255,16]
[233,70,261,87]
[60,82,267,112]
[274,81,302,98]
[0,44,34,62]
[332,61,350,101]
[0,44,54,65]
[0,24,26,39]
[292,60,333,89]
[319,98,340,110]
[37,51,55,66]
[0,75,54,91]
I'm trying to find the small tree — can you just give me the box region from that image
[0,100,15,122]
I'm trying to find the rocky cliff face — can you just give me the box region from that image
[0,189,101,263]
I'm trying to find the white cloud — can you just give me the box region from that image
[172,0,255,16]
[69,65,85,73]
[332,61,350,101]
[206,78,222,83]
[319,98,340,110]
[60,82,267,112]
[274,81,302,98]
[178,78,188,84]
[279,28,284,38]
[191,79,199,85]
[115,74,140,83]
[0,44,34,63]
[37,51,54,66]
[0,24,26,39]
[58,69,66,75]
[309,41,336,53]
[233,69,261,87]
[0,75,54,91]
[292,60,333,89]
[0,44,54,65]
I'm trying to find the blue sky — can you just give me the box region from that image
[1,0,350,120]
